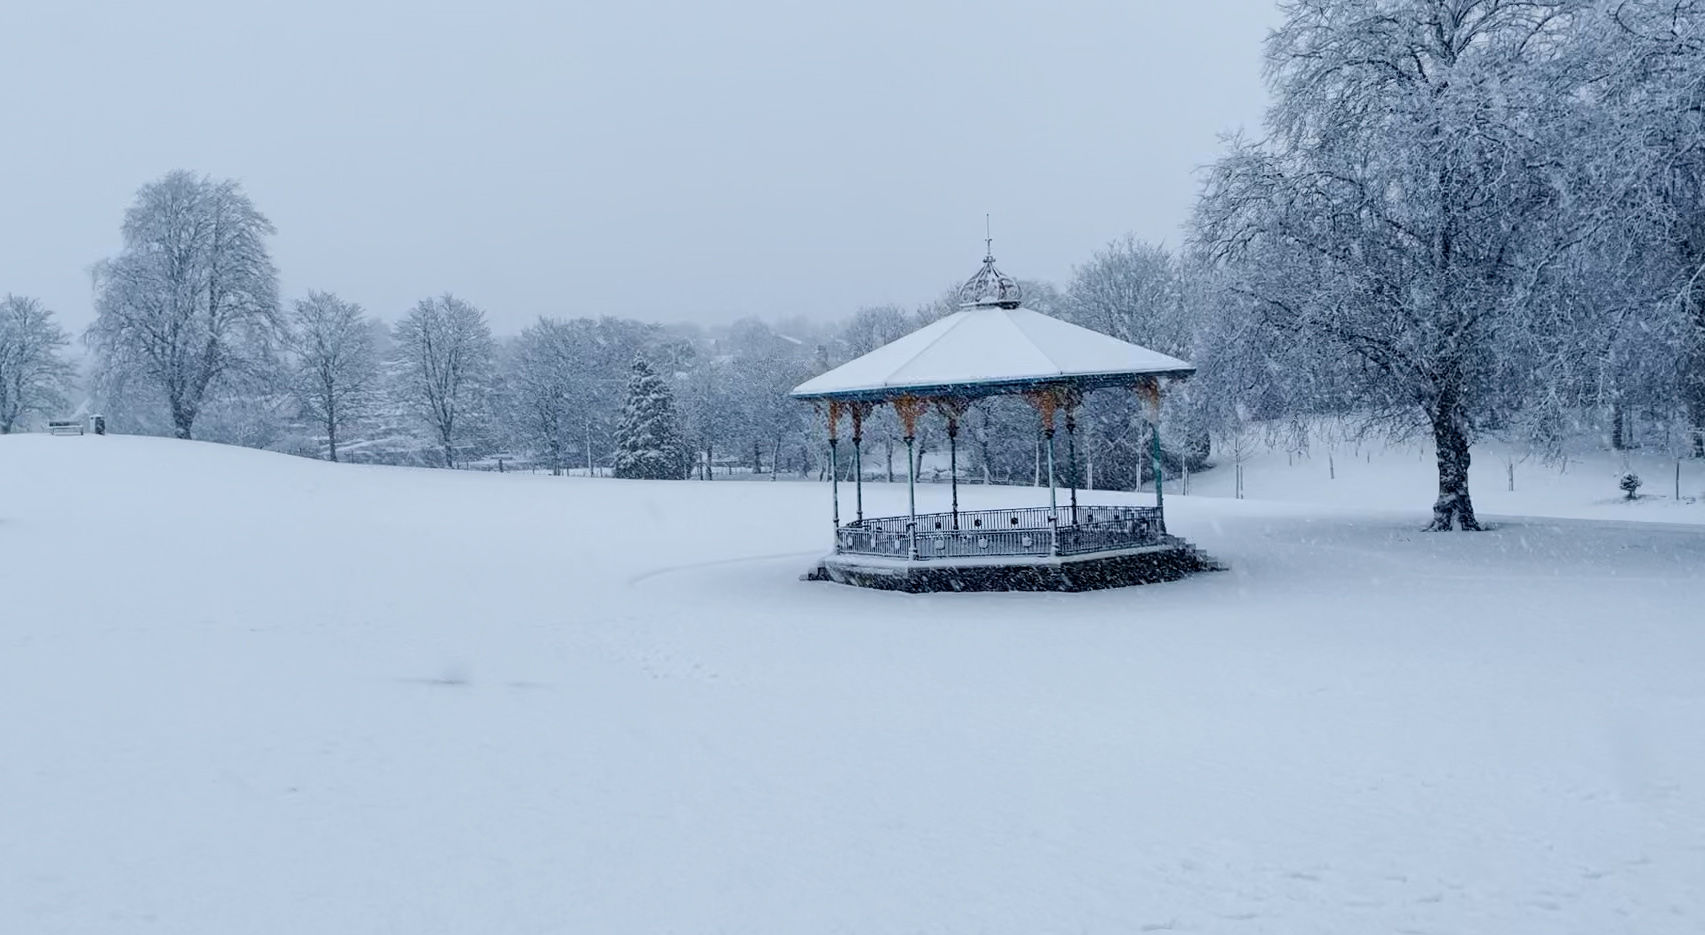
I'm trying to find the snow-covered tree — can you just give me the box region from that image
[841,305,914,357]
[1195,0,1589,530]
[1061,237,1213,485]
[0,295,74,433]
[507,318,578,474]
[1063,237,1189,354]
[1583,0,1705,455]
[288,291,379,461]
[678,344,735,479]
[88,171,280,439]
[613,356,685,480]
[726,318,814,477]
[392,294,495,469]
[540,316,659,474]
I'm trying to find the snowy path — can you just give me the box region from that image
[2,435,1702,934]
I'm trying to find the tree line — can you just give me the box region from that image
[0,171,1201,487]
[2,1,1700,527]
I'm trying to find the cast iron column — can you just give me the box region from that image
[906,434,919,560]
[948,416,960,529]
[1045,426,1059,556]
[851,409,864,524]
[1152,420,1165,533]
[829,438,840,536]
[1066,411,1078,526]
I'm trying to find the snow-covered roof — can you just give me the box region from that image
[792,306,1195,402]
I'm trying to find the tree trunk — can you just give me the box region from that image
[1683,249,1705,458]
[169,390,196,439]
[1425,400,1482,531]
[1611,398,1626,451]
[1688,333,1705,458]
[1690,396,1705,459]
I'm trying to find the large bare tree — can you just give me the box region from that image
[507,318,577,475]
[1195,0,1588,530]
[89,171,280,439]
[392,294,495,468]
[288,291,379,462]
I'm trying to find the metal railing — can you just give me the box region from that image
[835,505,1163,560]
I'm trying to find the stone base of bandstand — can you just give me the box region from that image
[808,539,1223,593]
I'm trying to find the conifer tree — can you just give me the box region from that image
[613,356,686,480]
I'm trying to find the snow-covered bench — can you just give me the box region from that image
[46,420,84,436]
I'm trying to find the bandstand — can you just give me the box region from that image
[793,248,1218,592]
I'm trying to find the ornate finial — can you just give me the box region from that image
[958,218,1022,309]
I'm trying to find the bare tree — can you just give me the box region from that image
[1590,0,1705,455]
[1063,236,1189,354]
[679,349,734,479]
[725,319,813,479]
[508,318,576,474]
[392,294,495,468]
[0,295,74,433]
[89,171,280,439]
[288,291,378,461]
[841,304,913,356]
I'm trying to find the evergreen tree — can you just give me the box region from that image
[613,356,685,480]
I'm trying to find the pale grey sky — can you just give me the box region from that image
[0,0,1277,335]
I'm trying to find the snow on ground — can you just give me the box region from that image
[1183,430,1705,525]
[2,433,1703,934]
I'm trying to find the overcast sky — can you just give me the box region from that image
[0,0,1277,335]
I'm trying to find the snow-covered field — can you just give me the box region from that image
[3,433,1702,934]
[1186,431,1705,524]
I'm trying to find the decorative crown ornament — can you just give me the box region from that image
[958,222,1022,309]
[958,253,1022,309]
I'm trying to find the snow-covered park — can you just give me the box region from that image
[3,432,1702,934]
